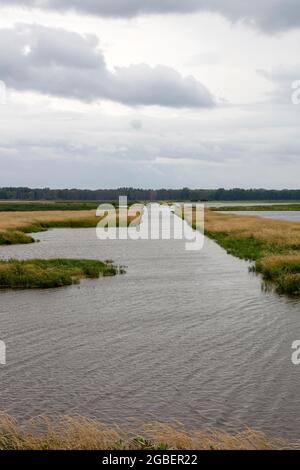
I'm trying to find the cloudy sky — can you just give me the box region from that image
[0,1,299,189]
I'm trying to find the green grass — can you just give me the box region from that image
[0,231,35,245]
[213,204,300,212]
[0,259,120,289]
[204,231,286,261]
[255,255,300,296]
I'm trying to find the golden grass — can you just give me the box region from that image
[0,208,142,234]
[0,210,109,231]
[0,414,298,450]
[258,252,300,268]
[202,210,300,247]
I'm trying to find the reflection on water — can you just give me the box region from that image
[0,209,300,437]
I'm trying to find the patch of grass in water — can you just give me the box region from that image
[0,231,35,245]
[0,259,121,289]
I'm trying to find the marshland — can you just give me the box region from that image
[0,259,119,289]
[184,208,300,295]
[0,202,300,450]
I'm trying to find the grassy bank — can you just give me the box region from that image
[0,208,141,246]
[0,414,297,450]
[185,209,300,296]
[212,204,300,211]
[0,259,120,289]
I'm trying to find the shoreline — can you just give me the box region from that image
[0,414,298,450]
[184,209,300,296]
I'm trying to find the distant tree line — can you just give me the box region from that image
[0,187,300,201]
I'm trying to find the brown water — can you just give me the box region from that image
[0,209,300,437]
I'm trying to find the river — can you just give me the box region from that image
[0,207,299,437]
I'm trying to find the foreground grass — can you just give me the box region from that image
[213,204,300,212]
[184,209,300,296]
[0,414,297,450]
[0,259,119,289]
[0,209,141,246]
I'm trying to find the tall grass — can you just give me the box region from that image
[0,259,119,289]
[0,209,142,245]
[0,414,297,450]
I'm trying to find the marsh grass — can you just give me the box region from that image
[184,209,300,296]
[0,209,142,245]
[0,259,119,289]
[0,414,297,450]
[213,204,300,212]
[0,231,35,245]
[255,253,300,295]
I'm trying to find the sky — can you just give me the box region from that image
[0,1,299,189]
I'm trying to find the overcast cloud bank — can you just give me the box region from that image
[1,0,300,32]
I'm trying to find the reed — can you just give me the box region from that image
[0,414,297,450]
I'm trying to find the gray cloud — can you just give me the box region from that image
[0,24,214,108]
[130,119,143,131]
[257,66,300,103]
[1,0,300,31]
[1,94,300,188]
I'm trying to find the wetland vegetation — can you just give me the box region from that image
[185,209,300,296]
[0,259,119,289]
[0,209,141,246]
[0,414,298,450]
